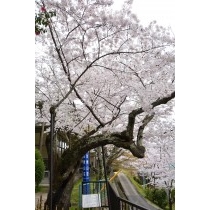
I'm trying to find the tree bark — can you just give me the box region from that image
[96,147,103,180]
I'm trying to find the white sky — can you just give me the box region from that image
[113,0,175,32]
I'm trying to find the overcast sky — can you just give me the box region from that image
[113,0,175,32]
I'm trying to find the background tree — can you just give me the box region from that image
[35,148,45,191]
[110,149,139,173]
[35,0,175,209]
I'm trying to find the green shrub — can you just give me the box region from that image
[133,176,142,185]
[35,147,43,160]
[171,188,175,203]
[145,187,168,209]
[145,187,154,200]
[35,148,45,190]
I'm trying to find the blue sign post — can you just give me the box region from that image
[82,152,90,194]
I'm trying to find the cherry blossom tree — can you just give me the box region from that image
[35,0,175,209]
[134,101,175,209]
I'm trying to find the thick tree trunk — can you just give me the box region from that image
[57,159,81,210]
[45,133,83,210]
[44,158,81,210]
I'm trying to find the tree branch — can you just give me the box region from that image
[137,114,155,147]
[73,87,104,127]
[126,91,175,140]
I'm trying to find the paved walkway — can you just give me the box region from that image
[117,172,162,210]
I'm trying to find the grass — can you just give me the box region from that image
[70,178,82,209]
[35,185,49,193]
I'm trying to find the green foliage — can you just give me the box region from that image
[133,176,142,185]
[71,178,82,208]
[145,188,168,209]
[171,188,175,203]
[35,148,45,190]
[145,188,153,201]
[35,7,56,35]
[35,147,42,160]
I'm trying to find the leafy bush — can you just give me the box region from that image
[133,176,142,185]
[35,148,45,190]
[145,188,168,209]
[145,187,154,200]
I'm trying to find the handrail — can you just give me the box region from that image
[118,197,149,210]
[108,182,149,210]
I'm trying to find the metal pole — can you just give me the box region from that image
[101,146,111,209]
[50,107,55,210]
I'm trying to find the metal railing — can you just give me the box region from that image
[108,182,149,210]
[79,181,149,210]
[80,181,108,208]
[119,198,149,210]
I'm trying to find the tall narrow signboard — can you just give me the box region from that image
[82,152,90,194]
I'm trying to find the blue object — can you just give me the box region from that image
[82,152,90,194]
